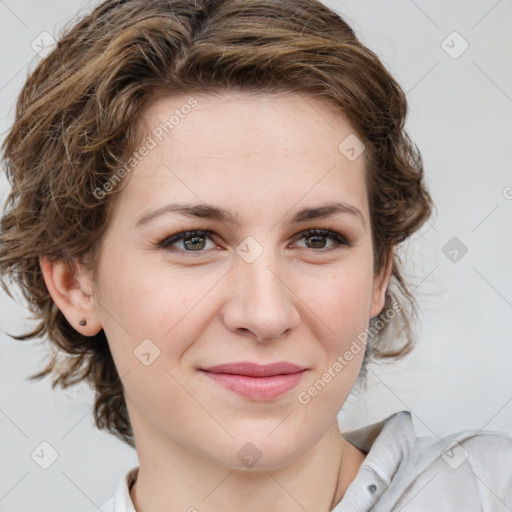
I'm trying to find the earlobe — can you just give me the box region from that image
[39,256,103,336]
[369,245,395,318]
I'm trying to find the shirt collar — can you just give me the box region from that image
[112,466,138,512]
[332,410,416,511]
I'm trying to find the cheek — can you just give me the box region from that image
[293,267,372,415]
[302,260,374,341]
[94,252,217,362]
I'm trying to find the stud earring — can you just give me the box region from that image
[79,318,87,326]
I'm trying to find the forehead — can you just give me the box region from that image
[140,91,358,157]
[113,91,369,224]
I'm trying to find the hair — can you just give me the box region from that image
[0,0,434,448]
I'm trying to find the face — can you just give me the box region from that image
[73,92,391,470]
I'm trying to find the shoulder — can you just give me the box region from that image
[387,416,512,511]
[446,428,512,497]
[456,426,512,455]
[341,410,512,511]
[413,423,512,479]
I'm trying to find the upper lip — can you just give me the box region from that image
[200,362,306,377]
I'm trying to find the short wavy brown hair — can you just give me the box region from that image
[0,0,434,448]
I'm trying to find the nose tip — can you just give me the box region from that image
[222,259,301,342]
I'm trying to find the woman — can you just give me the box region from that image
[0,0,510,510]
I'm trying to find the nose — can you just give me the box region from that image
[221,249,301,342]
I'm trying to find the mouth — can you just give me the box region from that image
[199,361,307,400]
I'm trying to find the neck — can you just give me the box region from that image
[129,421,362,512]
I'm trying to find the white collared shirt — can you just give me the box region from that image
[100,410,512,511]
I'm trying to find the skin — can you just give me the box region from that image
[40,91,394,512]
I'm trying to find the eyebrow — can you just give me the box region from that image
[135,201,365,229]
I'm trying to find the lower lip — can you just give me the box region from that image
[200,370,306,400]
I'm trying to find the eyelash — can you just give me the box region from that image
[157,228,352,254]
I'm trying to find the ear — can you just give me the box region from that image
[39,256,103,336]
[369,245,395,318]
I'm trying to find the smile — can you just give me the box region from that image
[199,369,307,400]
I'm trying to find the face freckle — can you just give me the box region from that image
[89,91,389,472]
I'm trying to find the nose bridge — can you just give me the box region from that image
[243,248,284,301]
[239,240,288,309]
[223,238,300,340]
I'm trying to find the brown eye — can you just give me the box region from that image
[159,230,216,252]
[293,229,351,250]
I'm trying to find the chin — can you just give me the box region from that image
[207,436,306,473]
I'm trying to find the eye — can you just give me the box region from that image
[158,230,217,253]
[291,228,352,251]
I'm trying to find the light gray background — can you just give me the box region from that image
[1,0,511,510]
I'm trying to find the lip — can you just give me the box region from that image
[199,362,307,400]
[202,361,306,377]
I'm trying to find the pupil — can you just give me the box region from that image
[185,236,205,250]
[308,235,325,249]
